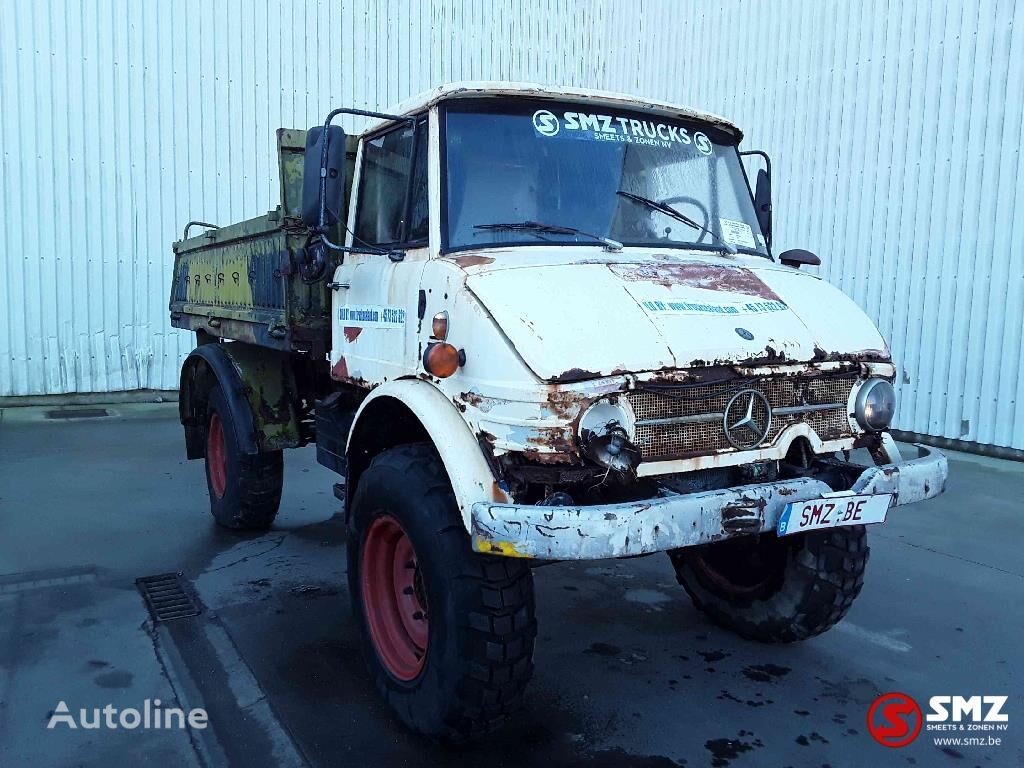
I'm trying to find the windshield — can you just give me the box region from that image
[443,99,769,257]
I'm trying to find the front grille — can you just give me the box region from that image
[626,375,857,461]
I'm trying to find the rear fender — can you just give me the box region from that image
[179,342,302,458]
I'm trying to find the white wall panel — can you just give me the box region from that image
[1,0,1021,449]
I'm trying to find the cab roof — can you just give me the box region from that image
[361,81,743,139]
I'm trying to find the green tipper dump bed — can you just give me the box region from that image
[169,129,355,358]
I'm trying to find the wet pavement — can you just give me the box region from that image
[0,403,1021,767]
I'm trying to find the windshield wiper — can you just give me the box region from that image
[615,190,738,255]
[473,221,622,251]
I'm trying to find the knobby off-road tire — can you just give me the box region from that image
[347,443,537,740]
[669,526,869,643]
[204,383,283,530]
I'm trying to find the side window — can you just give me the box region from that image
[407,120,429,242]
[356,125,412,245]
[355,118,429,246]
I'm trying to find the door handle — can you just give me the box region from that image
[327,282,350,290]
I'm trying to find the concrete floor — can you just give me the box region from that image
[0,403,1020,767]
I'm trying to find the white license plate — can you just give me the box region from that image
[776,493,892,536]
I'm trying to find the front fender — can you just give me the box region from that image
[348,379,510,527]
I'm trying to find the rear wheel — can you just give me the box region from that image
[348,443,537,740]
[669,526,869,643]
[204,383,283,530]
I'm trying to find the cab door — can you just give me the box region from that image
[330,117,429,385]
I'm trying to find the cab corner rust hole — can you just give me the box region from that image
[136,573,202,622]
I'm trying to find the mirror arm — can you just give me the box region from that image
[739,149,772,180]
[314,234,405,262]
[307,106,415,267]
[315,107,416,234]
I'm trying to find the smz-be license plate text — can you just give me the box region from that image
[777,494,892,536]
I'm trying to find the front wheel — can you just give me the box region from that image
[347,443,537,740]
[669,526,869,643]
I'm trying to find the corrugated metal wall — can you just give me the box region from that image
[1,0,1021,449]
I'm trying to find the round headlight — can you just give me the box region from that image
[855,378,896,431]
[578,400,634,439]
[578,399,641,475]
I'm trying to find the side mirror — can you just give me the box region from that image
[779,248,821,269]
[301,125,347,229]
[753,168,772,247]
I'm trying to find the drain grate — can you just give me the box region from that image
[136,573,201,622]
[45,408,109,419]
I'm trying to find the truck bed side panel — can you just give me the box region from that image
[169,129,357,357]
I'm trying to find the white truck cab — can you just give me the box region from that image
[325,82,945,553]
[173,82,947,739]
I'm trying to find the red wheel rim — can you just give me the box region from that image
[360,515,429,681]
[207,412,228,499]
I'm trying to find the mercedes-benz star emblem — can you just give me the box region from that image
[723,389,772,450]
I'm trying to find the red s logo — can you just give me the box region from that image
[867,692,923,747]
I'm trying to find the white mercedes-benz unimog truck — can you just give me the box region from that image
[170,82,948,739]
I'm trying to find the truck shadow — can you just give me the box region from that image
[207,512,877,768]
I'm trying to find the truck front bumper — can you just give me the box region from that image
[470,444,948,560]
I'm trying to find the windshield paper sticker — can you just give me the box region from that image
[338,305,406,328]
[532,109,714,153]
[719,218,757,248]
[641,298,788,316]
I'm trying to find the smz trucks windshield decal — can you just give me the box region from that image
[532,108,714,153]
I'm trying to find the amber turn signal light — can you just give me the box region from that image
[423,342,463,378]
[431,311,448,340]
